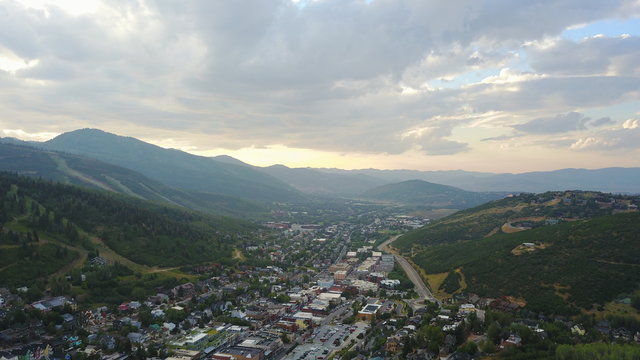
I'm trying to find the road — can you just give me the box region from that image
[378,235,440,306]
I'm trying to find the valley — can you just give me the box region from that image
[0,131,638,360]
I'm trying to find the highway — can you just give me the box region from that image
[378,235,440,306]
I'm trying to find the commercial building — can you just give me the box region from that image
[357,303,382,321]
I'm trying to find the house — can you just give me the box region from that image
[89,257,108,266]
[386,336,401,353]
[127,332,145,344]
[500,334,522,349]
[571,324,586,336]
[595,320,611,335]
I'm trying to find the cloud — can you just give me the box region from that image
[623,118,640,129]
[1,128,59,141]
[0,0,639,161]
[481,134,525,142]
[528,35,640,76]
[570,125,640,151]
[513,112,591,133]
[589,117,614,127]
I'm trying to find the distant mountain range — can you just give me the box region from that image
[314,167,640,194]
[361,179,505,208]
[219,155,640,195]
[1,128,638,214]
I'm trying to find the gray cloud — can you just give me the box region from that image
[589,117,614,127]
[513,113,620,134]
[529,36,640,76]
[514,112,590,133]
[0,0,639,158]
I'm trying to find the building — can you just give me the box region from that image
[166,349,201,360]
[212,346,263,360]
[357,303,382,321]
[334,270,347,280]
[386,336,401,353]
[350,280,378,293]
[380,279,400,289]
[317,278,334,289]
[317,292,342,304]
[329,263,350,274]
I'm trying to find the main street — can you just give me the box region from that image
[378,235,441,306]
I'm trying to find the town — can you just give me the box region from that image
[1,209,639,360]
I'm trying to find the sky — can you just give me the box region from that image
[1,0,639,173]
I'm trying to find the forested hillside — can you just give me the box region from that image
[0,172,257,288]
[410,211,640,314]
[394,191,638,251]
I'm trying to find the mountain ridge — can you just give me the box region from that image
[40,129,305,203]
[0,141,268,218]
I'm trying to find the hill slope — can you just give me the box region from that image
[410,212,640,314]
[0,172,257,287]
[362,179,504,208]
[41,129,304,202]
[0,142,267,218]
[393,191,637,250]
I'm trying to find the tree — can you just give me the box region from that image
[459,341,478,355]
[632,293,640,312]
[138,307,154,327]
[275,294,291,303]
[402,336,415,357]
[479,340,496,354]
[486,321,502,344]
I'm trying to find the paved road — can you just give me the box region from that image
[378,235,440,306]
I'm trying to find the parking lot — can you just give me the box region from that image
[284,322,369,360]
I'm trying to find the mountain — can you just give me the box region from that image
[361,179,505,208]
[318,167,640,193]
[393,191,640,314]
[260,165,388,195]
[0,142,267,218]
[212,154,254,167]
[0,172,257,287]
[211,157,390,196]
[41,129,304,203]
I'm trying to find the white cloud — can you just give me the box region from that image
[623,118,640,129]
[2,128,59,141]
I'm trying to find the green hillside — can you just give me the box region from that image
[0,172,258,287]
[394,191,632,251]
[0,142,268,218]
[410,212,640,314]
[42,129,304,203]
[362,179,503,208]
